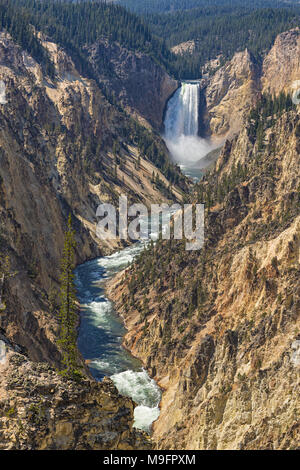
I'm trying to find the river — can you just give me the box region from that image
[75,243,161,433]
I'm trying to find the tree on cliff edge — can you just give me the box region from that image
[58,214,81,379]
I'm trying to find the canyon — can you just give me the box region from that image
[0,29,184,365]
[0,15,299,451]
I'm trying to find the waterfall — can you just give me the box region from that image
[163,82,218,173]
[164,82,200,139]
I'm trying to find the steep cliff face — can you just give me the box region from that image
[204,49,260,139]
[262,28,300,96]
[110,105,300,449]
[0,333,151,450]
[86,38,178,129]
[200,28,300,141]
[0,30,183,365]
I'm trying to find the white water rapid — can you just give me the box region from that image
[164,82,218,178]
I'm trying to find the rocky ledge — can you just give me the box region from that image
[0,334,152,450]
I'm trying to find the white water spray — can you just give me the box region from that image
[164,82,217,170]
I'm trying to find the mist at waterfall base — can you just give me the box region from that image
[164,82,218,179]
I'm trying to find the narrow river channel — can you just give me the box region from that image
[75,243,161,433]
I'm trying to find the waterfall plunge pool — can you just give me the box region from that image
[75,243,161,433]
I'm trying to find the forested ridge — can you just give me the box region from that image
[0,0,55,77]
[119,0,300,78]
[117,0,299,15]
[0,0,171,73]
[1,0,300,79]
[146,6,300,77]
[0,0,203,78]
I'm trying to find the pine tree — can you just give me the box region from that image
[256,121,265,151]
[0,254,9,311]
[0,233,15,311]
[58,214,81,379]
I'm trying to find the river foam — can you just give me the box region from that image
[111,369,161,432]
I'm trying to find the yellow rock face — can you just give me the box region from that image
[203,29,300,142]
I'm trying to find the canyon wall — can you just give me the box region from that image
[86,38,178,129]
[200,28,300,140]
[203,49,261,139]
[262,28,300,96]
